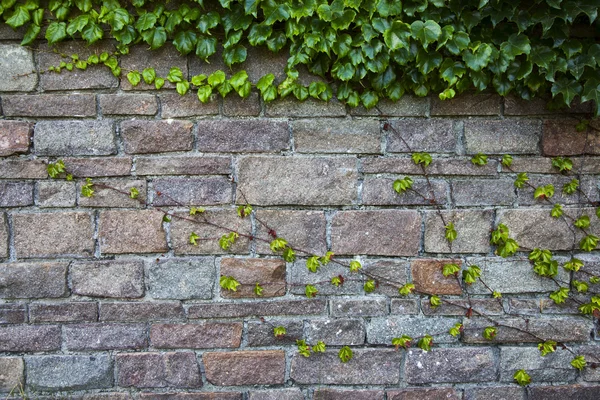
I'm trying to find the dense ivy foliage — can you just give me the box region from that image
[1,0,600,112]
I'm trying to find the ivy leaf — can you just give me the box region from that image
[471,153,488,166]
[331,276,342,287]
[273,326,286,338]
[445,222,457,243]
[21,24,41,46]
[141,27,167,50]
[270,237,288,252]
[173,30,197,55]
[338,346,353,363]
[551,204,564,218]
[411,20,442,49]
[534,184,555,200]
[283,247,296,263]
[580,234,599,252]
[571,355,586,371]
[135,12,157,31]
[393,177,413,194]
[392,335,413,349]
[416,49,442,75]
[127,70,141,87]
[418,335,433,351]
[129,187,139,199]
[500,33,531,60]
[364,279,376,293]
[82,22,103,44]
[167,67,184,83]
[501,154,513,168]
[176,81,190,96]
[442,263,461,277]
[399,283,415,296]
[551,78,583,107]
[306,256,321,273]
[6,6,30,29]
[196,36,217,61]
[514,369,531,386]
[439,59,466,86]
[550,287,570,304]
[142,68,156,84]
[412,152,432,167]
[573,280,588,293]
[313,341,326,353]
[463,43,493,71]
[575,215,590,229]
[349,260,362,272]
[223,44,247,67]
[305,284,318,298]
[296,339,310,357]
[449,323,463,337]
[360,90,379,109]
[563,258,584,272]
[530,46,556,69]
[45,22,67,44]
[254,283,264,296]
[236,204,252,218]
[219,232,239,251]
[197,11,220,33]
[220,275,241,292]
[483,326,497,340]
[552,156,573,172]
[189,232,200,245]
[383,21,411,51]
[430,295,442,308]
[514,172,529,188]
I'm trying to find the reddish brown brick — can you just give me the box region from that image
[139,393,242,400]
[29,302,97,323]
[135,156,231,176]
[313,389,385,400]
[150,323,242,348]
[0,325,61,352]
[0,304,27,324]
[188,299,326,319]
[542,119,600,156]
[121,120,193,154]
[2,94,96,117]
[0,120,31,156]
[411,259,463,295]
[388,388,461,400]
[64,157,133,177]
[220,258,286,298]
[529,385,600,400]
[203,351,285,386]
[117,352,201,388]
[99,94,158,115]
[99,210,167,254]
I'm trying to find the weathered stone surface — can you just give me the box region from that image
[0,182,33,207]
[517,175,581,205]
[152,177,231,206]
[462,317,592,343]
[148,258,215,300]
[0,262,68,298]
[405,348,496,383]
[314,389,384,400]
[292,118,380,154]
[37,41,117,90]
[266,98,346,117]
[0,304,27,324]
[368,317,460,345]
[120,45,188,91]
[117,352,201,388]
[464,387,525,400]
[362,157,497,176]
[350,96,429,117]
[363,259,409,297]
[223,92,261,117]
[170,210,251,255]
[2,94,95,117]
[64,157,133,177]
[0,357,24,392]
[71,260,145,298]
[64,323,147,350]
[422,299,504,316]
[135,156,231,176]
[254,210,327,255]
[29,302,97,323]
[99,210,167,254]
[204,351,285,386]
[0,44,36,91]
[507,298,580,315]
[390,299,420,315]
[363,178,448,206]
[139,393,241,400]
[424,210,493,253]
[542,119,600,156]
[78,179,146,208]
[0,215,6,260]
[100,302,184,322]
[452,179,515,206]
[37,181,77,207]
[197,120,289,153]
[246,319,304,347]
[237,157,358,205]
[575,254,600,295]
[579,345,600,381]
[83,394,135,400]
[34,120,116,156]
[0,121,31,156]
[497,209,575,250]
[500,347,576,383]
[291,258,364,296]
[466,257,569,294]
[411,259,463,295]
[504,96,555,115]
[331,210,420,256]
[220,258,286,298]
[306,318,365,345]
[331,298,388,317]
[387,388,461,400]
[26,355,113,391]
[431,93,501,116]
[0,159,47,179]
[121,120,193,154]
[528,385,600,400]
[188,300,326,319]
[13,212,94,258]
[248,389,304,400]
[290,349,401,384]
[0,325,61,352]
[150,323,242,348]
[160,93,219,118]
[387,119,455,153]
[100,94,158,115]
[464,120,541,154]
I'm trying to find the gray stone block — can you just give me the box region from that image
[36,181,77,208]
[452,179,515,206]
[152,177,231,206]
[500,347,577,383]
[292,118,381,154]
[387,119,455,153]
[0,44,36,91]
[64,323,148,350]
[26,355,113,391]
[367,317,460,345]
[148,258,215,300]
[71,260,145,299]
[0,262,68,298]
[34,120,116,156]
[306,318,366,346]
[363,177,448,206]
[405,348,496,383]
[0,357,24,393]
[464,119,541,154]
[424,210,493,253]
[0,182,33,207]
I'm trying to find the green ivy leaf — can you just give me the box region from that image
[449,323,463,337]
[501,154,513,168]
[500,33,531,60]
[81,178,94,198]
[580,234,599,252]
[483,326,497,340]
[338,346,353,363]
[514,369,531,386]
[442,263,461,277]
[412,152,432,167]
[313,341,326,353]
[254,282,264,296]
[571,355,587,371]
[551,204,564,218]
[384,21,411,50]
[220,275,241,292]
[393,177,413,194]
[445,222,457,243]
[45,21,67,44]
[418,335,433,351]
[550,287,570,304]
[127,70,141,87]
[364,279,376,293]
[411,20,442,49]
[392,334,413,349]
[296,339,310,357]
[471,153,488,166]
[141,68,156,84]
[273,326,286,338]
[430,295,441,308]
[306,256,321,273]
[575,215,590,229]
[349,260,362,272]
[305,284,318,298]
[399,283,415,296]
[563,258,584,272]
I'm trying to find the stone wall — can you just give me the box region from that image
[0,37,600,400]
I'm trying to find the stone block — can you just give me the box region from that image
[0,121,31,156]
[0,325,61,352]
[246,319,304,347]
[292,118,380,154]
[0,44,36,91]
[99,94,158,115]
[120,45,188,91]
[411,258,463,295]
[71,260,144,298]
[99,210,167,254]
[197,120,289,153]
[188,299,326,319]
[464,119,541,154]
[26,355,113,391]
[367,317,460,345]
[150,323,242,348]
[331,298,388,317]
[152,177,231,206]
[0,262,68,298]
[220,258,286,298]
[135,156,231,176]
[0,357,24,393]
[29,302,97,323]
[0,182,34,207]
[254,210,327,255]
[387,119,455,153]
[64,323,148,350]
[148,258,215,300]
[306,318,366,345]
[500,347,576,382]
[405,348,496,383]
[121,120,193,154]
[34,120,116,156]
[424,210,493,253]
[452,179,515,206]
[159,92,219,118]
[100,302,184,322]
[2,94,95,117]
[204,351,285,386]
[37,181,77,207]
[362,178,448,206]
[431,93,501,116]
[117,352,201,388]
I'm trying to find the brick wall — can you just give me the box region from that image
[1,37,600,400]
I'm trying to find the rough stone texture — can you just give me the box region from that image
[411,259,463,295]
[387,119,455,153]
[0,325,61,352]
[121,120,193,154]
[0,182,33,207]
[424,210,493,253]
[188,300,326,319]
[0,215,6,260]
[117,352,201,388]
[148,258,215,300]
[579,345,600,381]
[248,389,304,400]
[13,212,94,258]
[26,355,113,391]
[0,121,31,156]
[237,156,358,205]
[350,96,429,117]
[65,157,133,177]
[100,302,185,322]
[135,156,231,176]
[64,323,147,350]
[497,209,576,250]
[331,210,421,256]
[363,178,448,206]
[37,181,77,207]
[139,393,241,400]
[71,260,145,298]
[204,351,285,386]
[223,92,262,117]
[120,45,188,91]
[464,120,541,154]
[500,347,577,383]
[387,388,462,400]
[314,389,384,400]
[528,385,600,400]
[254,210,327,255]
[246,319,304,347]
[197,120,289,153]
[368,317,460,345]
[306,318,366,345]
[331,298,388,317]
[405,348,496,383]
[292,118,380,154]
[152,177,231,206]
[266,98,346,117]
[2,94,96,117]
[422,299,504,316]
[362,157,499,175]
[0,357,24,392]
[160,93,220,118]
[0,262,68,298]
[34,120,116,156]
[452,179,515,206]
[0,44,37,91]
[29,302,97,323]
[430,93,502,116]
[99,210,167,254]
[390,299,420,315]
[363,260,409,297]
[78,179,146,208]
[0,159,47,179]
[542,119,600,156]
[150,323,242,348]
[290,349,401,384]
[291,258,364,296]
[220,258,286,298]
[100,94,158,115]
[464,387,525,400]
[0,304,27,324]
